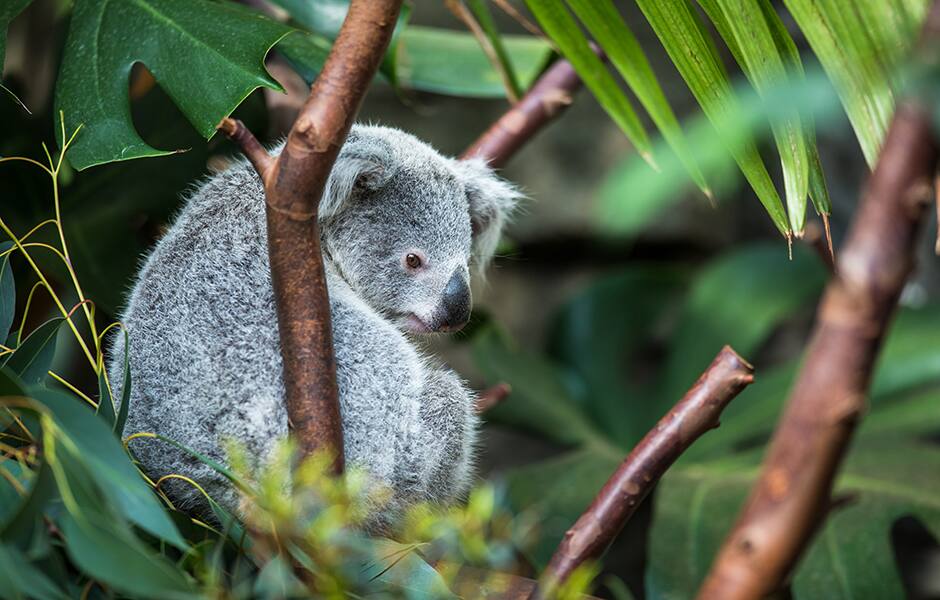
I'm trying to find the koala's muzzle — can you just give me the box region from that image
[432,270,471,332]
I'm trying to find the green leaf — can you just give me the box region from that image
[59,511,197,600]
[505,449,622,568]
[567,0,710,197]
[648,436,940,600]
[396,26,551,98]
[467,0,523,99]
[55,0,292,170]
[0,241,14,343]
[697,0,810,234]
[662,243,826,402]
[782,0,896,165]
[114,328,132,437]
[472,326,607,447]
[549,266,687,445]
[0,0,32,111]
[633,0,789,235]
[525,0,655,165]
[0,543,70,600]
[362,539,456,598]
[2,317,64,385]
[34,389,189,550]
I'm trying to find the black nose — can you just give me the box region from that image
[433,271,471,332]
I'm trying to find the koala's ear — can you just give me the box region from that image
[456,158,523,269]
[319,132,396,219]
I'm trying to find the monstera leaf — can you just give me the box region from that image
[474,244,940,590]
[647,398,940,600]
[54,0,291,170]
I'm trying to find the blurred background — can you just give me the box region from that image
[3,1,939,598]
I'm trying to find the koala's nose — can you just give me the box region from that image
[433,270,471,332]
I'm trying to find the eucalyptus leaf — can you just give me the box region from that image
[2,318,64,385]
[34,389,188,550]
[55,0,291,170]
[0,543,70,600]
[0,241,14,343]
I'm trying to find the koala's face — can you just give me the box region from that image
[320,126,519,335]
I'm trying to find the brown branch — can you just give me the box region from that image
[695,8,940,594]
[476,382,512,413]
[801,221,836,276]
[218,0,403,473]
[533,346,755,599]
[460,55,584,169]
[446,0,521,103]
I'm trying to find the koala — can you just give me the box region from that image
[110,125,520,526]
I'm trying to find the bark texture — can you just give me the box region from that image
[461,56,584,168]
[219,0,403,473]
[696,54,940,600]
[534,346,755,598]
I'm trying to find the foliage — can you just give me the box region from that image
[0,0,552,170]
[0,138,590,599]
[526,0,927,236]
[473,243,940,598]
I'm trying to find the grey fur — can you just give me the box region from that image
[110,125,520,525]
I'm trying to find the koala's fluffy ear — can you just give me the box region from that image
[319,132,397,219]
[456,158,523,269]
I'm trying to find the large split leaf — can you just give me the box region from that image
[54,0,291,170]
[647,432,940,600]
[661,243,826,402]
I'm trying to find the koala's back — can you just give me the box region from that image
[113,159,428,516]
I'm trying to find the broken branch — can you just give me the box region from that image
[219,0,404,473]
[533,346,755,599]
[695,7,940,594]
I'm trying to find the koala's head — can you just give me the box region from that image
[317,125,520,334]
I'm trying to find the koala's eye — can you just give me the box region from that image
[405,253,423,269]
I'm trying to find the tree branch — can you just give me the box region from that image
[461,55,586,168]
[695,8,940,596]
[533,346,755,599]
[219,0,403,473]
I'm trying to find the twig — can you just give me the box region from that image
[218,0,403,474]
[476,382,512,413]
[491,0,546,40]
[533,346,755,599]
[461,56,583,168]
[695,6,940,594]
[446,0,521,102]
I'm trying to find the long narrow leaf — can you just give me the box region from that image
[783,0,894,165]
[698,0,809,234]
[466,0,524,99]
[566,0,711,198]
[633,0,789,236]
[525,0,656,167]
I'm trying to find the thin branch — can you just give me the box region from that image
[218,117,274,181]
[461,55,584,168]
[219,0,403,474]
[446,0,521,102]
[491,0,546,40]
[695,7,940,595]
[475,382,512,413]
[802,221,836,276]
[533,346,755,599]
